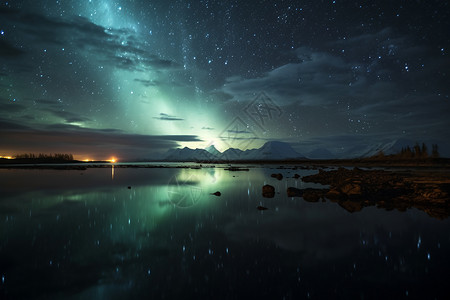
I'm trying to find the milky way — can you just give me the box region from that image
[0,0,449,159]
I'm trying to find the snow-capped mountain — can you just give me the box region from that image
[163,141,304,161]
[162,139,449,161]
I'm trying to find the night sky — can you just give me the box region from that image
[1,0,449,160]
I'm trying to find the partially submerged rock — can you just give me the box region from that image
[271,173,283,180]
[287,187,327,202]
[256,205,268,210]
[302,189,326,202]
[262,185,275,198]
[301,167,450,219]
[339,180,362,198]
[211,191,221,196]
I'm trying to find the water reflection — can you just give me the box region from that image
[0,166,449,299]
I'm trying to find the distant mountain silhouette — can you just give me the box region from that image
[162,139,449,161]
[163,141,305,162]
[163,147,213,162]
[205,145,221,157]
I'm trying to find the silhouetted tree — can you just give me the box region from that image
[413,143,421,158]
[15,153,74,161]
[421,143,428,158]
[432,144,440,158]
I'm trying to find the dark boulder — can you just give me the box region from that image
[262,185,275,198]
[302,188,326,202]
[271,173,283,180]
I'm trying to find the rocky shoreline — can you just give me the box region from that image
[290,167,450,219]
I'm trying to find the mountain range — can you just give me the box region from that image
[163,141,306,162]
[160,138,449,162]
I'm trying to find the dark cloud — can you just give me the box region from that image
[153,113,184,121]
[45,109,91,123]
[222,47,355,105]
[134,79,160,87]
[0,102,27,113]
[33,99,60,105]
[227,129,252,134]
[222,27,448,109]
[0,8,179,72]
[0,118,30,130]
[0,40,25,58]
[208,90,234,102]
[0,118,202,159]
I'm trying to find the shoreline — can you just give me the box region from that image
[1,157,450,170]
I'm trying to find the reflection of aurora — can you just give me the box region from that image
[166,168,220,208]
[1,167,450,299]
[167,174,202,208]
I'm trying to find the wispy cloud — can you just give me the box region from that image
[153,113,184,121]
[45,109,91,123]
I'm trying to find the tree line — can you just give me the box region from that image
[15,153,74,161]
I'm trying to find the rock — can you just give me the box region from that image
[285,187,327,201]
[128,186,131,189]
[271,173,283,180]
[302,188,326,202]
[339,181,362,198]
[256,205,268,210]
[211,191,221,196]
[325,189,342,200]
[262,185,275,198]
[293,174,301,179]
[287,187,303,197]
[298,167,450,219]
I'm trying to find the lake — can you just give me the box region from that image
[1,165,449,299]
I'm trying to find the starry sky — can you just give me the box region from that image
[0,0,449,160]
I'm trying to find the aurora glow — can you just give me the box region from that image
[0,0,449,160]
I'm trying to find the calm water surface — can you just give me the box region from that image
[0,165,449,299]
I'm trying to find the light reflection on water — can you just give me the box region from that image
[0,166,449,299]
